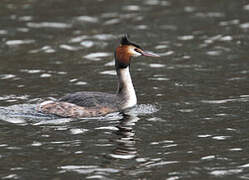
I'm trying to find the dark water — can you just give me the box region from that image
[1,0,249,179]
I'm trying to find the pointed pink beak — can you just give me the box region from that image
[141,50,160,57]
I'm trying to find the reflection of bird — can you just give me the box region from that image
[109,115,140,160]
[38,35,159,118]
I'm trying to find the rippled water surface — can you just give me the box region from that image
[1,0,249,179]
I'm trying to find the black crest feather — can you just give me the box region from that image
[120,34,141,49]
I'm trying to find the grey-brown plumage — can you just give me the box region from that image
[59,92,119,108]
[38,35,159,118]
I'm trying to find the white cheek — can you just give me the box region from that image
[129,48,142,57]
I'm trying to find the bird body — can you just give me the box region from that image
[38,35,159,118]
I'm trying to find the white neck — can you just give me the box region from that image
[116,67,137,109]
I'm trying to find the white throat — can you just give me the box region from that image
[117,67,137,109]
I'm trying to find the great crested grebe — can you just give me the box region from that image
[38,35,159,118]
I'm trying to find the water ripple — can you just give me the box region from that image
[75,16,98,23]
[84,52,112,61]
[27,22,72,29]
[210,169,242,177]
[29,46,56,53]
[201,96,249,104]
[155,44,169,49]
[100,70,116,76]
[104,18,120,25]
[59,165,119,174]
[126,104,160,115]
[195,12,225,18]
[212,136,231,141]
[219,19,239,26]
[149,74,170,81]
[93,34,115,41]
[201,155,215,160]
[18,16,33,21]
[6,39,35,46]
[0,29,8,35]
[59,44,80,51]
[2,174,19,179]
[158,51,174,56]
[0,95,29,102]
[70,128,88,135]
[240,22,249,29]
[80,41,94,48]
[69,35,88,43]
[0,74,16,80]
[177,35,194,41]
[144,0,170,6]
[145,160,178,168]
[149,63,165,68]
[123,5,141,11]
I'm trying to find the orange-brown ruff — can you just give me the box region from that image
[38,35,159,118]
[115,45,132,65]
